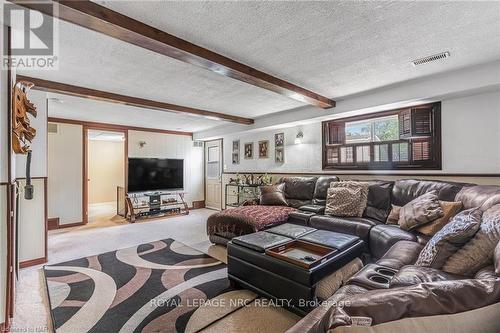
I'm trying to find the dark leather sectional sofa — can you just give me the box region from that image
[208,176,500,332]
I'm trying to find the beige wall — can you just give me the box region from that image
[88,140,125,204]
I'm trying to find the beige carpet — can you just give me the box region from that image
[12,209,299,332]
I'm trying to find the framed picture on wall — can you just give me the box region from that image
[232,140,240,152]
[275,147,284,163]
[244,142,253,159]
[275,133,284,147]
[259,140,269,158]
[232,140,240,164]
[232,153,240,164]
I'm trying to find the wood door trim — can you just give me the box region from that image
[18,75,254,125]
[11,1,335,108]
[84,125,128,224]
[19,257,47,269]
[48,117,193,137]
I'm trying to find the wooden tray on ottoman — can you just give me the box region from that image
[266,240,337,269]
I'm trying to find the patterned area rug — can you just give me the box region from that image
[44,239,255,333]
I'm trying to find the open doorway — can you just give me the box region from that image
[86,129,126,224]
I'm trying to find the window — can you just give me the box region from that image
[322,102,441,170]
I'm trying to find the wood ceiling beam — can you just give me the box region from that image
[17,75,254,125]
[12,0,335,109]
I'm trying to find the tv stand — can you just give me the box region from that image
[125,191,189,223]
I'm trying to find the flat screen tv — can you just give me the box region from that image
[128,158,184,193]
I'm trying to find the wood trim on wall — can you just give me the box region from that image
[18,75,254,125]
[12,1,334,108]
[19,257,47,269]
[222,171,500,177]
[48,117,194,137]
[48,218,60,230]
[191,200,206,209]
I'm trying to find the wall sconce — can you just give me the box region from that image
[139,141,147,148]
[294,131,304,144]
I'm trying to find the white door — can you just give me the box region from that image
[205,139,222,210]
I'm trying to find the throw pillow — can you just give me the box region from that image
[442,205,500,276]
[325,181,369,217]
[398,191,444,231]
[415,208,482,269]
[416,201,463,236]
[495,241,500,276]
[386,205,401,225]
[259,183,287,206]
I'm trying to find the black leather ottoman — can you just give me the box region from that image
[228,228,364,314]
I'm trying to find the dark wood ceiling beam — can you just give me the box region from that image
[17,75,254,125]
[12,0,335,108]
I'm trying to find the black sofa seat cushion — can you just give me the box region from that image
[300,230,360,251]
[288,210,316,226]
[299,204,325,214]
[369,224,418,259]
[266,223,316,239]
[376,240,424,270]
[389,265,464,288]
[363,180,395,222]
[232,231,291,252]
[308,215,380,242]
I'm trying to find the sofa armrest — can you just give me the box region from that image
[320,278,500,330]
[299,204,326,214]
[376,240,423,270]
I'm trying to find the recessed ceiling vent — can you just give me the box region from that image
[411,51,450,66]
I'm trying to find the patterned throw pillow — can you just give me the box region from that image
[495,241,500,276]
[398,191,444,231]
[415,208,482,269]
[325,181,369,217]
[416,201,463,236]
[386,205,401,225]
[442,205,500,276]
[259,183,287,206]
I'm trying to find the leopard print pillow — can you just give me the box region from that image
[325,181,369,217]
[415,208,482,269]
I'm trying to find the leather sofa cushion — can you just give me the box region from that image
[312,176,339,205]
[369,224,418,259]
[280,176,317,201]
[398,191,444,231]
[286,199,312,209]
[496,241,500,276]
[456,185,500,211]
[363,180,395,222]
[299,204,325,214]
[415,208,482,269]
[391,179,472,206]
[309,215,380,242]
[389,265,464,288]
[442,204,500,276]
[376,240,424,270]
[259,183,287,206]
[475,265,497,280]
[287,210,316,226]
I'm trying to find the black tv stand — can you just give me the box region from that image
[125,191,189,223]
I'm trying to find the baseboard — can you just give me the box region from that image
[190,200,205,210]
[48,217,60,230]
[58,221,86,229]
[0,319,11,332]
[19,257,47,268]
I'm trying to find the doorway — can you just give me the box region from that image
[205,139,222,210]
[86,129,126,223]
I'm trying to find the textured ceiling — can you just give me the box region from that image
[47,93,221,132]
[18,1,500,132]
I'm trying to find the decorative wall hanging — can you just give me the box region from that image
[244,142,253,159]
[232,140,240,164]
[12,80,37,200]
[259,140,269,158]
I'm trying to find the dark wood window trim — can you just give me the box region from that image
[322,102,441,170]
